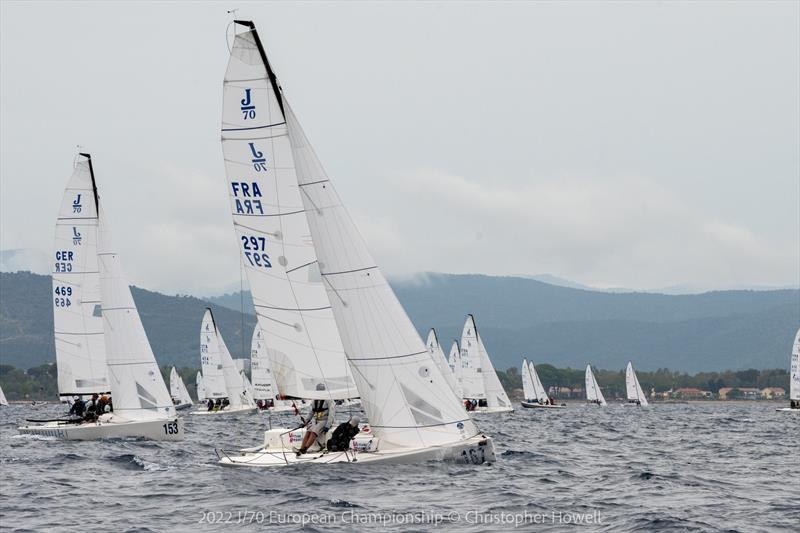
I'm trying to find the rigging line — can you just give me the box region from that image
[298,179,329,187]
[233,209,306,218]
[320,265,379,277]
[298,184,323,215]
[254,303,331,312]
[285,260,316,274]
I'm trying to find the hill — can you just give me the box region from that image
[1,271,798,373]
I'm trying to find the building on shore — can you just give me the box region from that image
[718,387,761,400]
[672,387,712,400]
[760,387,786,400]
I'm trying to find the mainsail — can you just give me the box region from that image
[201,309,254,408]
[97,202,174,420]
[585,364,607,406]
[448,340,463,398]
[791,328,799,401]
[250,326,279,401]
[0,385,7,406]
[196,371,207,402]
[170,367,193,405]
[221,23,355,400]
[625,361,649,406]
[521,359,535,401]
[52,154,109,399]
[222,20,480,448]
[526,360,549,404]
[200,310,228,400]
[426,329,460,397]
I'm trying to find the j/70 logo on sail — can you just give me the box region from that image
[241,89,256,119]
[249,143,267,172]
[72,194,82,213]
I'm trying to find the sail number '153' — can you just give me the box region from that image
[241,235,271,269]
[162,421,179,435]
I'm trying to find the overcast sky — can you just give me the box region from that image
[1,1,798,296]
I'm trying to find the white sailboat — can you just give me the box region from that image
[427,329,461,398]
[0,385,7,407]
[217,20,494,466]
[585,364,607,406]
[20,155,183,440]
[521,359,565,409]
[624,361,649,406]
[196,371,207,402]
[251,326,298,412]
[448,340,464,399]
[170,367,193,410]
[460,315,513,413]
[194,309,257,415]
[776,327,799,412]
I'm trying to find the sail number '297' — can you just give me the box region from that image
[241,236,271,269]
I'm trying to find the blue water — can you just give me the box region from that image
[1,402,797,532]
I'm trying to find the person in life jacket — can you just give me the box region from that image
[327,416,361,452]
[83,394,100,422]
[68,396,85,418]
[295,383,334,456]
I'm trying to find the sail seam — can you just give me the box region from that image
[222,121,286,132]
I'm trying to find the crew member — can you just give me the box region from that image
[295,384,334,456]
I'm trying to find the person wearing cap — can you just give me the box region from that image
[327,416,361,452]
[83,393,100,422]
[295,383,334,456]
[68,396,85,417]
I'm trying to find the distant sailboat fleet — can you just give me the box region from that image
[10,17,797,462]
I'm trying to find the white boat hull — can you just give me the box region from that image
[174,402,193,411]
[776,407,800,412]
[218,433,495,467]
[521,401,566,409]
[18,415,184,441]
[192,404,258,416]
[468,406,514,413]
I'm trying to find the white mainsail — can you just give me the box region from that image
[250,325,278,401]
[791,328,800,401]
[585,364,607,406]
[221,25,355,401]
[216,22,479,448]
[97,205,175,421]
[526,360,550,404]
[196,371,207,402]
[0,385,7,406]
[200,310,228,400]
[52,154,109,399]
[448,340,464,398]
[170,367,193,406]
[426,329,460,397]
[625,361,649,406]
[241,370,255,400]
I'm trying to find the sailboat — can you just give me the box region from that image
[19,154,182,440]
[624,361,649,406]
[169,367,193,410]
[776,327,799,412]
[216,20,494,466]
[196,371,207,402]
[584,364,607,406]
[251,326,298,412]
[194,309,257,415]
[0,385,7,407]
[427,329,461,398]
[448,340,464,399]
[460,315,513,413]
[521,359,565,409]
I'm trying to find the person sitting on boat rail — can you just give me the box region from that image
[206,398,214,412]
[83,394,100,422]
[295,384,334,456]
[68,396,85,418]
[327,416,361,452]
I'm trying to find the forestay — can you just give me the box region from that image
[426,329,460,397]
[584,365,607,406]
[625,362,649,406]
[220,23,355,400]
[170,367,193,405]
[53,154,109,399]
[200,310,228,400]
[790,328,799,401]
[250,326,278,401]
[97,205,175,420]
